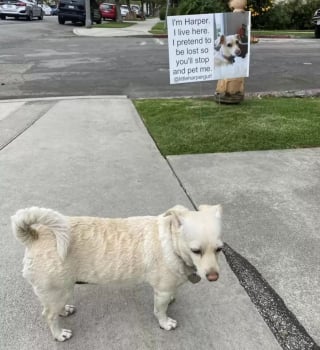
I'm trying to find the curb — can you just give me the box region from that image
[246,89,320,98]
[134,89,320,101]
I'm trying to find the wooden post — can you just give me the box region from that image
[214,0,247,104]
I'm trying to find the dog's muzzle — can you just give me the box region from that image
[206,272,219,282]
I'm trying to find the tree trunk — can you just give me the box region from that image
[115,0,122,22]
[140,0,144,13]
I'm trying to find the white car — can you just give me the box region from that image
[0,0,44,20]
[120,4,143,18]
[120,4,128,17]
[41,3,52,15]
[312,8,320,38]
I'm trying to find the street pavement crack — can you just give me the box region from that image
[223,243,319,350]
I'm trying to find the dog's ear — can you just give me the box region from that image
[163,205,188,229]
[214,35,225,50]
[198,204,222,219]
[219,35,225,45]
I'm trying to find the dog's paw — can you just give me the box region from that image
[159,317,177,330]
[60,305,76,317]
[55,329,72,342]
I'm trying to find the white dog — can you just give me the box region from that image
[11,204,223,341]
[214,34,242,67]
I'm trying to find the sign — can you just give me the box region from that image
[167,12,251,84]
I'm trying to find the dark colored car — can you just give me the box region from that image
[58,0,101,25]
[99,2,115,20]
[312,8,320,38]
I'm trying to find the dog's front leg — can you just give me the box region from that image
[153,290,177,330]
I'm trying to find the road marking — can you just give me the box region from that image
[154,38,165,46]
[303,62,312,65]
[140,41,147,46]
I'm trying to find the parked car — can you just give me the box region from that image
[99,2,115,20]
[312,8,320,38]
[58,0,101,25]
[41,3,52,15]
[130,4,144,18]
[120,4,144,19]
[50,4,58,15]
[120,4,128,17]
[0,0,44,20]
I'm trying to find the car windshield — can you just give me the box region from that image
[60,0,85,4]
[1,0,21,3]
[101,4,112,9]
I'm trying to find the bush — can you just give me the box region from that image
[159,6,177,20]
[250,0,320,30]
[288,0,320,29]
[258,3,291,30]
[177,0,228,15]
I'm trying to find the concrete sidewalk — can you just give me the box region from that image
[0,96,282,350]
[73,17,160,37]
[169,150,320,346]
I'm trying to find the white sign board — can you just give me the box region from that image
[167,14,214,84]
[168,12,251,84]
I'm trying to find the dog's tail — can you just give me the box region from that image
[11,207,69,259]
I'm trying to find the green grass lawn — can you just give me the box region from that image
[149,22,315,38]
[252,30,314,38]
[93,21,135,28]
[150,21,167,34]
[134,97,320,155]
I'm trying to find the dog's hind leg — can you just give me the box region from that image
[36,286,74,341]
[153,289,177,330]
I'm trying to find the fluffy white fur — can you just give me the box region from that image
[11,205,223,341]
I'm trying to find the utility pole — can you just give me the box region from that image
[164,0,169,30]
[85,0,91,28]
[214,0,247,104]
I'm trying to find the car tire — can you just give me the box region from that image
[27,11,33,21]
[58,15,65,24]
[38,11,43,20]
[315,25,320,39]
[0,14,6,20]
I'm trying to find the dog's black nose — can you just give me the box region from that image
[206,272,219,282]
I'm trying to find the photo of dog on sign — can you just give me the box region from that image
[213,12,250,80]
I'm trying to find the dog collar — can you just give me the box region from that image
[223,54,236,64]
[175,252,201,284]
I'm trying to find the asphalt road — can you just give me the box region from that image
[0,16,319,99]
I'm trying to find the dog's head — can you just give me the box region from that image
[215,34,241,59]
[165,205,223,282]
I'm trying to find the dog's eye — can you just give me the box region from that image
[191,249,202,255]
[236,40,239,44]
[216,247,223,253]
[227,43,232,47]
